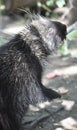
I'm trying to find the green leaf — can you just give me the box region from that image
[45,11,50,16]
[67,30,77,40]
[59,44,65,51]
[56,0,65,8]
[37,1,42,7]
[46,0,54,7]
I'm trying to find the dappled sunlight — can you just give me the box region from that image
[57,65,77,76]
[45,65,77,78]
[0,0,77,130]
[3,26,24,35]
[62,100,75,111]
[69,49,77,58]
[0,5,5,10]
[55,117,77,130]
[29,98,63,112]
[29,101,51,111]
[40,53,77,130]
[58,87,69,94]
[55,128,65,130]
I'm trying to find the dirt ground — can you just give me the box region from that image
[24,52,77,130]
[41,53,77,130]
[0,15,77,130]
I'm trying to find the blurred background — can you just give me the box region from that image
[0,1,77,130]
[0,0,77,57]
[0,0,77,44]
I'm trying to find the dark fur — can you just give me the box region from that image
[0,16,66,130]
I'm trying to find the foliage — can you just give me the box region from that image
[67,30,77,40]
[0,0,3,5]
[37,0,66,18]
[37,0,77,52]
[56,0,65,8]
[60,29,77,53]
